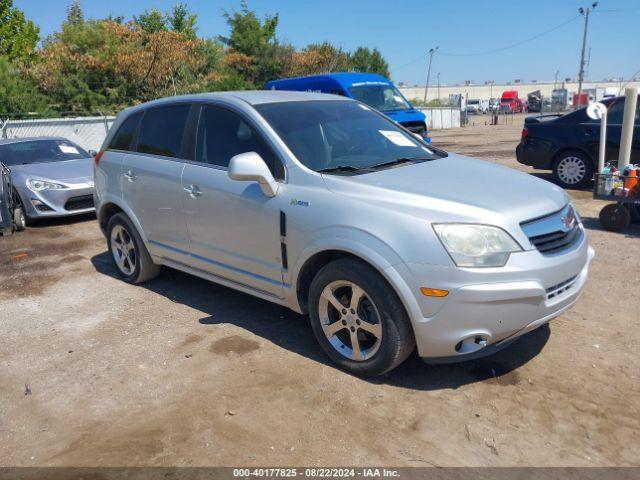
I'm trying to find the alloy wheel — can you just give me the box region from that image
[318,280,382,361]
[557,156,587,185]
[110,224,137,276]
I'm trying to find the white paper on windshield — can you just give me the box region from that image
[379,130,415,147]
[59,145,79,154]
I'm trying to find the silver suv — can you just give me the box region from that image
[94,91,594,376]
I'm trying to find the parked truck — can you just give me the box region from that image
[527,90,542,113]
[499,90,524,113]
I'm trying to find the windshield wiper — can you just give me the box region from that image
[317,165,372,174]
[370,157,431,170]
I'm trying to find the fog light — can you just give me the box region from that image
[420,287,449,297]
[30,199,54,212]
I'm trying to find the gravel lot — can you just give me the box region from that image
[1,113,639,467]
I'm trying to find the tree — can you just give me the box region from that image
[220,1,281,86]
[0,0,39,60]
[0,57,49,115]
[168,3,197,38]
[31,20,212,113]
[349,47,390,77]
[134,8,166,34]
[65,0,84,27]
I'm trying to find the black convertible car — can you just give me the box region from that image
[516,95,640,188]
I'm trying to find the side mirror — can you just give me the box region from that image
[228,152,279,197]
[88,149,98,157]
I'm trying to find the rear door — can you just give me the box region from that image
[122,103,192,261]
[181,104,286,298]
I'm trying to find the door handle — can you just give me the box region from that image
[124,170,137,182]
[184,184,202,197]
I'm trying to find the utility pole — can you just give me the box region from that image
[577,3,597,105]
[423,46,438,105]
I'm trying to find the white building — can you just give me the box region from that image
[399,80,640,103]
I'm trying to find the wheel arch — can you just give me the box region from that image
[292,242,421,329]
[552,147,594,168]
[96,197,150,249]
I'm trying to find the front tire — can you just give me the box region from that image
[107,213,160,283]
[553,151,593,189]
[13,207,26,231]
[308,259,415,376]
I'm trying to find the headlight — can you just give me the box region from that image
[433,224,522,267]
[27,179,68,191]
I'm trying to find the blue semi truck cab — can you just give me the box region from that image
[265,72,429,139]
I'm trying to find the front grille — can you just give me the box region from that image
[64,194,94,211]
[521,205,582,255]
[529,227,581,254]
[546,275,577,300]
[401,121,427,134]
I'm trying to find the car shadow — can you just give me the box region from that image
[580,215,640,238]
[91,251,550,391]
[529,171,594,193]
[28,212,96,228]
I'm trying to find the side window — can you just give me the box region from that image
[606,101,625,125]
[137,104,190,158]
[109,112,142,151]
[196,105,284,180]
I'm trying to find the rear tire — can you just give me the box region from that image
[308,258,415,376]
[107,213,160,284]
[599,203,631,232]
[553,151,593,189]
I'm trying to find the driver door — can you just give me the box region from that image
[181,104,286,298]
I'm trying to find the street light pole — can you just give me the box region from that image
[577,3,597,105]
[437,72,441,103]
[423,46,438,105]
[554,70,559,90]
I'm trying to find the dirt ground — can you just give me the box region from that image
[1,113,639,467]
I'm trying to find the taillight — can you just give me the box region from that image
[94,150,104,168]
[521,127,529,141]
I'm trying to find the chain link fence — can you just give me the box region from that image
[0,116,116,152]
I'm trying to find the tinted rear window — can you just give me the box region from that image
[136,105,190,158]
[110,112,142,151]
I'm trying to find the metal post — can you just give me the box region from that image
[598,109,607,173]
[423,47,438,105]
[618,87,638,170]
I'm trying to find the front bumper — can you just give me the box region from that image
[17,184,95,219]
[399,230,594,360]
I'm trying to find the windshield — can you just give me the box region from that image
[468,100,479,105]
[347,84,411,111]
[255,101,444,173]
[500,98,513,103]
[0,139,89,166]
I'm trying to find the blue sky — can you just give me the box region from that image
[15,0,640,86]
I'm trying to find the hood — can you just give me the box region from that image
[382,109,426,123]
[9,158,94,185]
[322,153,568,225]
